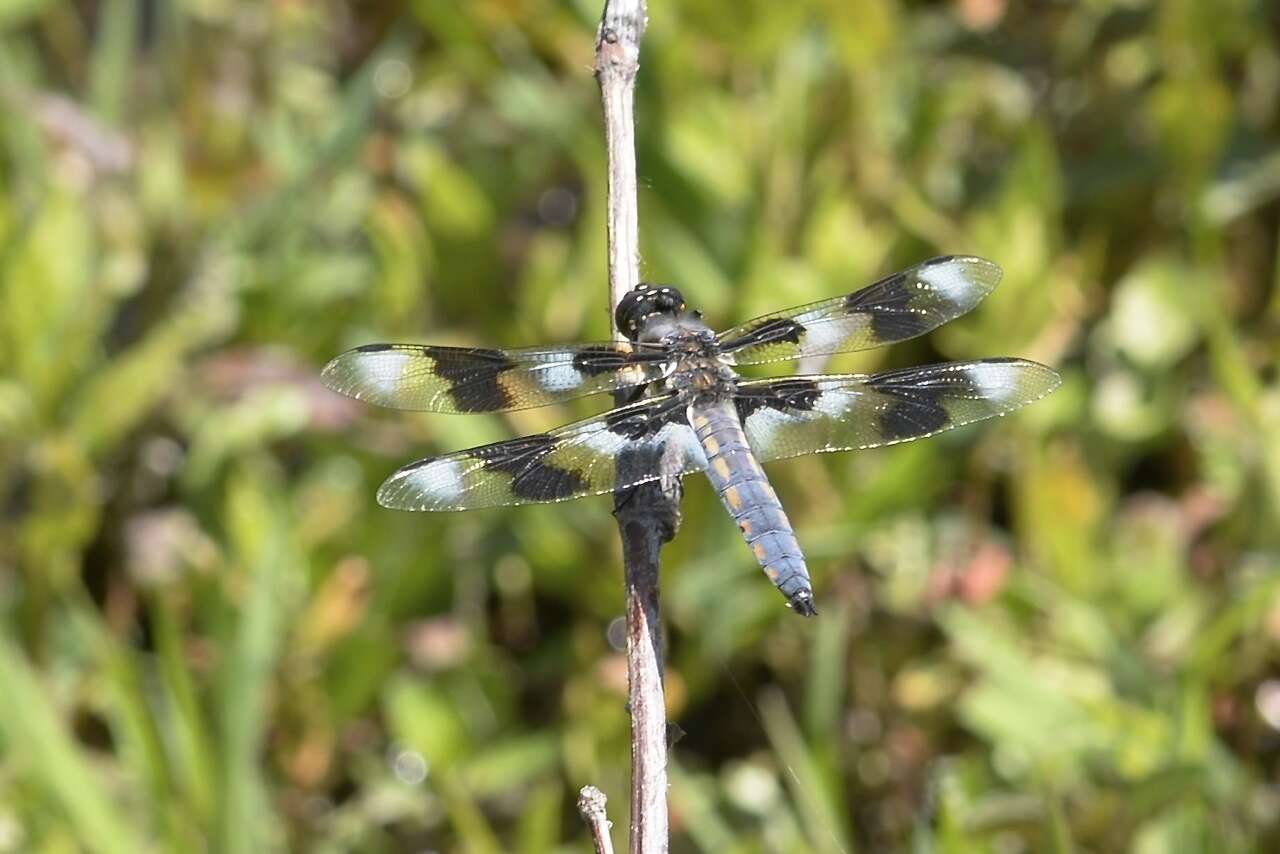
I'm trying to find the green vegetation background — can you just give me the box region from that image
[2,0,1278,851]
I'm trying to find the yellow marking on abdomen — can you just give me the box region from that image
[724,485,742,510]
[739,517,753,536]
[752,542,769,563]
[692,414,710,430]
[703,436,720,455]
[712,457,731,479]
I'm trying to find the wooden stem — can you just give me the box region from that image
[597,0,646,314]
[586,2,674,853]
[577,785,618,854]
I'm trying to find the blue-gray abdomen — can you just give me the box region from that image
[688,399,816,616]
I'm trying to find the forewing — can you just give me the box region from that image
[736,359,1059,461]
[321,342,671,413]
[377,395,708,510]
[718,256,1001,365]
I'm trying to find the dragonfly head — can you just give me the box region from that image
[616,283,688,341]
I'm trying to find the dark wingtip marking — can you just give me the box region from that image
[845,270,931,340]
[879,401,947,439]
[867,364,977,440]
[353,343,397,353]
[844,257,1001,343]
[509,464,585,501]
[470,433,586,501]
[432,346,516,411]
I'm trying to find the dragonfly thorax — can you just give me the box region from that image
[660,327,736,397]
[667,358,737,397]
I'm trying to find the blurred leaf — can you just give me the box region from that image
[758,687,853,854]
[1108,256,1203,369]
[514,778,562,854]
[0,0,51,29]
[213,466,299,853]
[151,593,217,824]
[385,676,471,772]
[87,0,137,124]
[0,633,146,854]
[2,1,1278,849]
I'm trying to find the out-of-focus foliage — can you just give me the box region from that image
[0,0,1278,850]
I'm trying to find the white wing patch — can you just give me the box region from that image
[812,384,851,418]
[792,307,865,353]
[917,257,998,304]
[352,350,412,397]
[656,422,708,469]
[964,360,1048,405]
[577,425,626,455]
[538,363,585,391]
[382,457,467,509]
[742,406,800,452]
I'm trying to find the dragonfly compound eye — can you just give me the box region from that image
[615,283,687,339]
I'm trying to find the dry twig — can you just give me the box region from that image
[583,1,674,853]
[578,786,618,854]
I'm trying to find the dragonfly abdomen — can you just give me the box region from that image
[689,399,817,616]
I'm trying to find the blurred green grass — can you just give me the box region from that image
[1,0,1278,850]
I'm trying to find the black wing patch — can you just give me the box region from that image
[321,342,671,413]
[718,256,1002,365]
[735,359,1060,461]
[376,394,708,510]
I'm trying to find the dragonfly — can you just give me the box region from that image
[322,256,1059,616]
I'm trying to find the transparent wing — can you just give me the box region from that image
[377,395,708,510]
[718,256,1001,365]
[321,342,671,413]
[736,359,1059,461]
